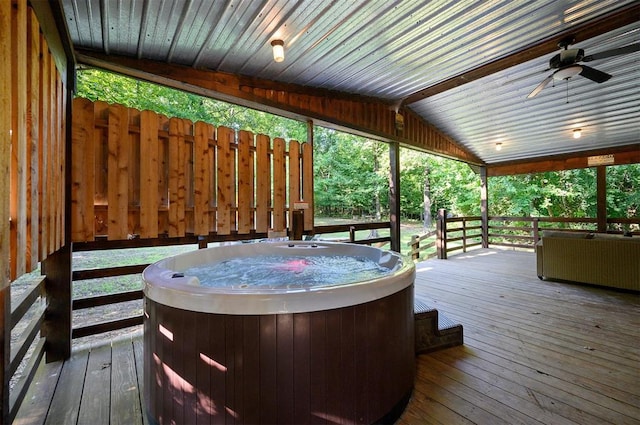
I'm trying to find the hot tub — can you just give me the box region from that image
[143,241,415,424]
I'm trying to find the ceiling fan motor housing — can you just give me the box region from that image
[549,48,585,68]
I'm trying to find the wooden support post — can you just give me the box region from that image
[389,142,401,252]
[0,287,9,425]
[533,218,540,242]
[436,209,447,259]
[596,165,607,233]
[349,226,356,243]
[291,210,304,240]
[42,243,72,362]
[411,235,419,261]
[462,218,467,253]
[0,1,12,419]
[480,166,489,248]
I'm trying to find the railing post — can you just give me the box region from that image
[480,167,489,248]
[462,218,467,252]
[291,210,304,240]
[349,225,356,243]
[42,243,73,362]
[437,209,447,259]
[411,235,419,261]
[533,218,540,243]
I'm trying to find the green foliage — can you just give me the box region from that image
[76,69,307,141]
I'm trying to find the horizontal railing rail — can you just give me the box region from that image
[407,230,437,261]
[68,220,393,340]
[408,211,639,260]
[9,276,47,422]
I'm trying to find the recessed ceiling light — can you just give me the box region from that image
[495,142,503,151]
[573,128,582,139]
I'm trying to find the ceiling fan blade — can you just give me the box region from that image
[582,43,640,61]
[527,75,553,98]
[579,65,612,83]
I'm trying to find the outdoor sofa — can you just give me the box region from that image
[536,230,640,291]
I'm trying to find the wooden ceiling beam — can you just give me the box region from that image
[486,144,640,177]
[402,2,640,105]
[76,50,483,164]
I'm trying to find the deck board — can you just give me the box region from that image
[15,248,640,425]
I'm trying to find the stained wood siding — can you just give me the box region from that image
[2,1,67,285]
[71,98,313,242]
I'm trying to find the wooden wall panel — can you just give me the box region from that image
[71,98,95,242]
[70,100,313,242]
[273,138,286,232]
[139,110,159,238]
[10,0,28,279]
[193,121,212,236]
[237,130,253,234]
[107,104,130,240]
[0,0,11,288]
[302,143,313,231]
[288,141,301,223]
[26,9,40,271]
[216,126,233,236]
[167,118,182,237]
[3,2,68,283]
[255,134,271,233]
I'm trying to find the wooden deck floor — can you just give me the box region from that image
[15,249,640,425]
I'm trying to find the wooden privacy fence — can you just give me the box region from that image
[3,1,67,284]
[71,98,313,242]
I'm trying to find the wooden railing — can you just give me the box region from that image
[7,276,46,422]
[409,210,640,260]
[68,219,392,340]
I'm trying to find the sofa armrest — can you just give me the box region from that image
[535,239,543,279]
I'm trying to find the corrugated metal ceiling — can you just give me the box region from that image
[62,0,639,164]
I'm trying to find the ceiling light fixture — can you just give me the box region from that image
[271,39,285,62]
[573,128,582,139]
[553,65,582,80]
[495,142,502,151]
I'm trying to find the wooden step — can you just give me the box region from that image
[414,297,463,354]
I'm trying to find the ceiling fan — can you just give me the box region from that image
[527,36,640,98]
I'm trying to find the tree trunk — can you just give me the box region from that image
[423,166,432,229]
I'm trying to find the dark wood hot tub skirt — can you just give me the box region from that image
[144,285,415,424]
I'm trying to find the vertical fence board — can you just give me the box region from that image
[56,73,65,251]
[273,138,286,232]
[216,127,233,235]
[193,121,212,236]
[237,130,253,233]
[0,0,11,287]
[183,120,193,235]
[47,54,57,254]
[255,134,271,233]
[302,143,313,231]
[288,141,300,223]
[157,115,169,235]
[127,108,141,237]
[42,51,56,255]
[208,129,217,234]
[230,136,237,233]
[71,98,95,242]
[107,104,130,240]
[26,8,40,271]
[10,0,28,280]
[139,110,159,238]
[38,37,48,260]
[168,118,181,237]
